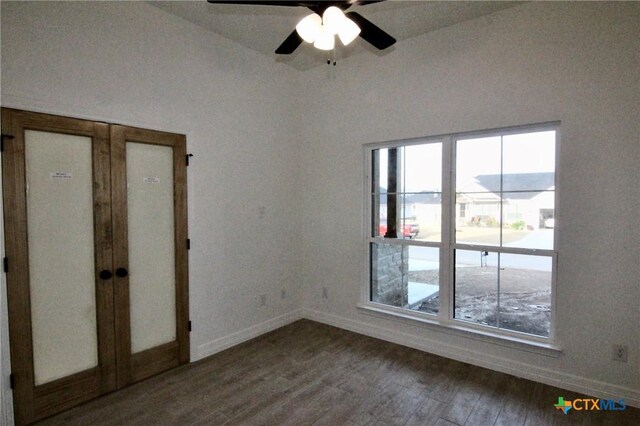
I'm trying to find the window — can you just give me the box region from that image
[366,124,558,342]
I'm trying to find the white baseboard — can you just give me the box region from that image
[302,307,640,409]
[195,309,303,361]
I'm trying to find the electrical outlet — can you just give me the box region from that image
[259,294,266,307]
[612,344,628,363]
[281,289,286,299]
[322,287,328,299]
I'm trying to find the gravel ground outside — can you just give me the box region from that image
[409,266,551,337]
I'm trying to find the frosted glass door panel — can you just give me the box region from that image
[127,143,176,353]
[25,130,98,386]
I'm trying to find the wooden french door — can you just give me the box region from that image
[109,125,189,387]
[1,109,189,425]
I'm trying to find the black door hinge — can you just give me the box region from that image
[9,373,15,389]
[2,257,7,274]
[186,154,193,166]
[1,134,14,152]
[187,239,191,250]
[188,321,192,332]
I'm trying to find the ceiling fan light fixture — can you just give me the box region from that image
[322,6,346,35]
[337,17,361,46]
[296,13,322,43]
[313,25,335,50]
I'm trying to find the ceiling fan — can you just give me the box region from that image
[206,0,396,55]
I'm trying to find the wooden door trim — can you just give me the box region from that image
[2,107,35,425]
[109,125,132,388]
[1,108,117,424]
[32,368,101,416]
[131,341,180,383]
[173,133,190,365]
[92,120,118,394]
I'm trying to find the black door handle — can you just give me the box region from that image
[116,268,128,278]
[99,270,112,280]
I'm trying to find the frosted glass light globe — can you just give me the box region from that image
[313,25,335,50]
[323,6,346,35]
[296,13,322,43]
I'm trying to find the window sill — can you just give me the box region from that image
[357,302,562,358]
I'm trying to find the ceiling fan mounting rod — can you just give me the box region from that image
[309,1,352,15]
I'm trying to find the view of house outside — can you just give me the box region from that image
[371,129,556,337]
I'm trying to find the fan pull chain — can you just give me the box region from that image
[327,46,337,66]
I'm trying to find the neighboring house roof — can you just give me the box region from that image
[475,172,555,192]
[458,172,554,201]
[405,192,442,204]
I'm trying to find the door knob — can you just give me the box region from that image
[99,270,112,280]
[116,268,128,278]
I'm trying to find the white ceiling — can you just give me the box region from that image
[149,1,522,71]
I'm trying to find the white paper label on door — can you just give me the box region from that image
[50,172,72,180]
[143,177,160,184]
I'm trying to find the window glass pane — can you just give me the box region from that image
[402,143,442,193]
[502,191,554,250]
[502,131,555,191]
[455,194,501,246]
[456,136,501,192]
[376,192,401,239]
[454,250,498,327]
[399,196,420,241]
[373,147,401,239]
[372,194,384,237]
[375,193,441,241]
[373,143,442,242]
[498,254,552,337]
[373,148,391,193]
[371,242,407,307]
[408,246,439,314]
[404,193,441,242]
[502,173,555,193]
[371,243,440,313]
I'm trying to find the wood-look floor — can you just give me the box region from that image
[37,320,639,426]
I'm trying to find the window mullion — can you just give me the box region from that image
[439,136,454,321]
[498,135,504,330]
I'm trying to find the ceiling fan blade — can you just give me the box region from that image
[207,1,306,6]
[350,0,385,5]
[207,1,386,8]
[206,1,341,7]
[345,11,395,50]
[275,30,303,55]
